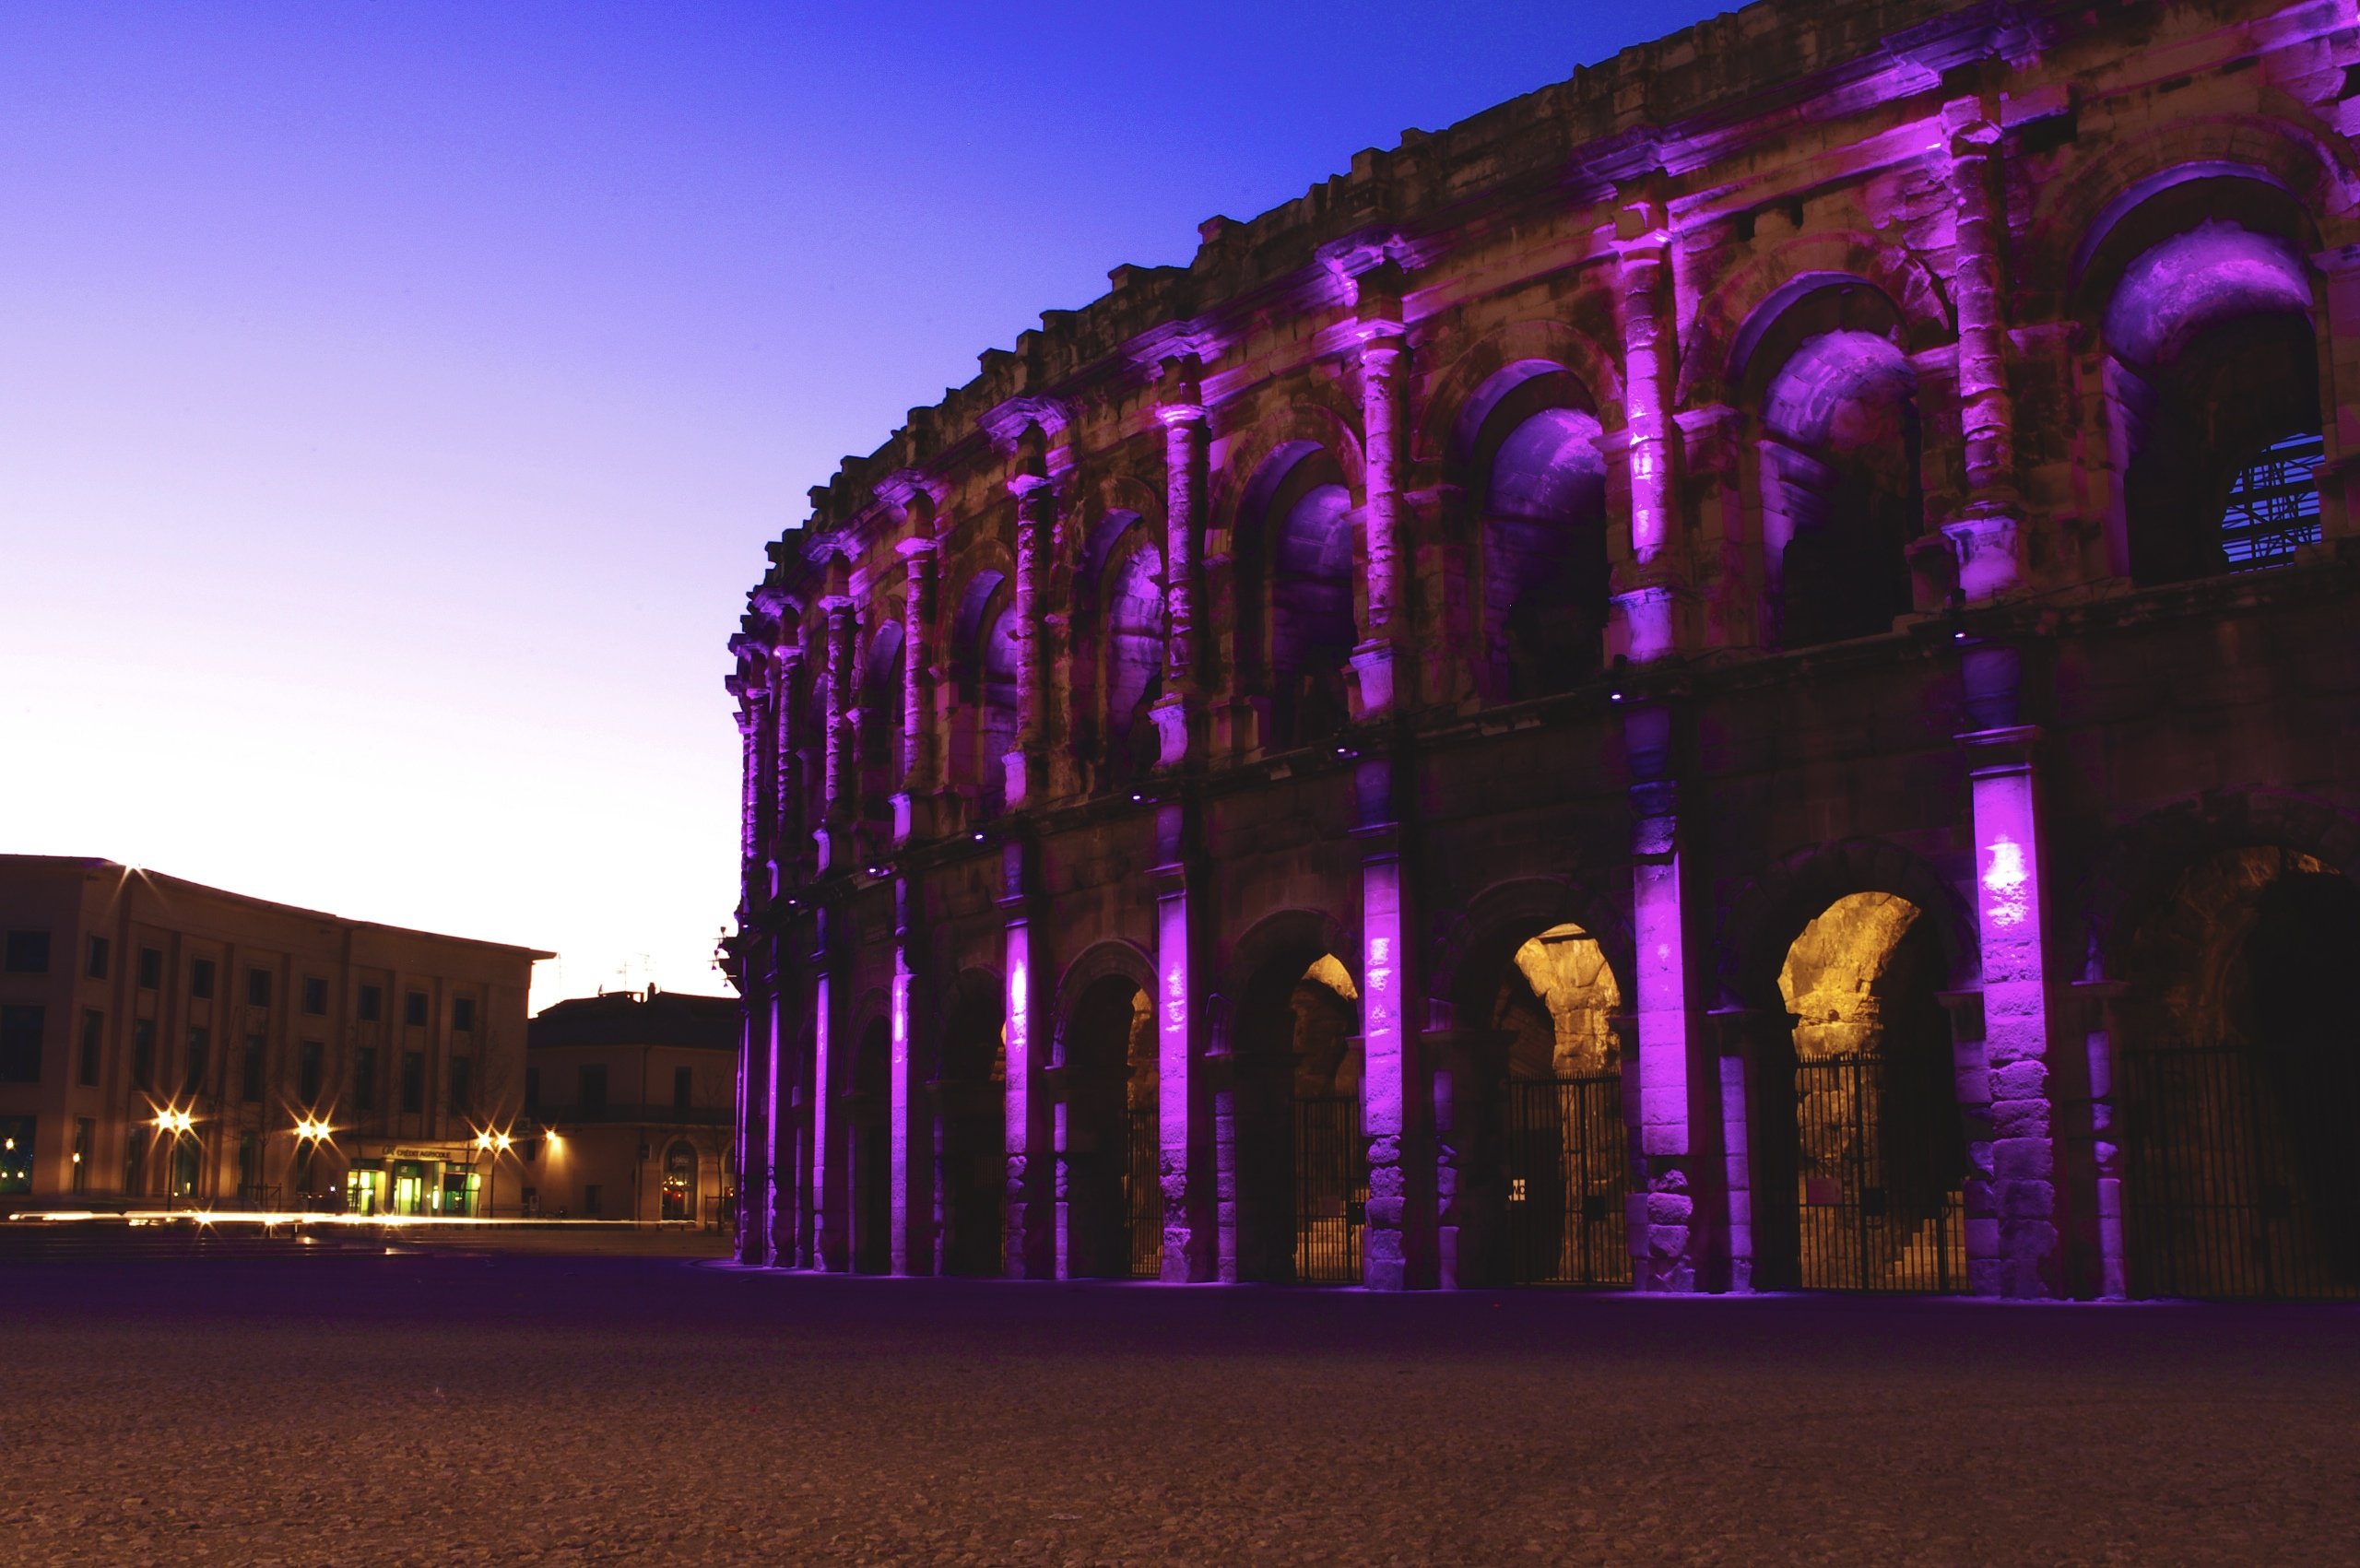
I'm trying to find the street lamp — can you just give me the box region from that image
[292,1115,332,1213]
[472,1128,512,1220]
[152,1107,195,1216]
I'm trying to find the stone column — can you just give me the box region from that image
[808,907,844,1271]
[1958,641,2059,1297]
[999,840,1050,1276]
[2310,243,2360,544]
[892,540,939,844]
[1357,752,1435,1289]
[1150,799,1212,1279]
[890,875,921,1274]
[1151,361,1207,767]
[1350,320,1409,716]
[768,957,800,1267]
[2071,980,2129,1299]
[769,647,802,893]
[1612,203,1682,665]
[1942,100,2024,600]
[1006,463,1054,810]
[730,680,773,1267]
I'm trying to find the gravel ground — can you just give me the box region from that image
[4,1251,2356,1566]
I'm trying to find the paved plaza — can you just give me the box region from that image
[5,1244,2357,1565]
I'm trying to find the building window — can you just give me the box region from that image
[401,1051,424,1114]
[132,1019,156,1089]
[673,1066,693,1112]
[359,984,382,1022]
[0,1117,33,1195]
[183,1026,209,1097]
[6,930,52,973]
[578,1064,608,1113]
[236,1131,258,1196]
[0,1005,43,1083]
[190,958,216,1000]
[86,936,110,980]
[354,1047,377,1112]
[77,1009,102,1087]
[124,1130,147,1197]
[295,1140,316,1194]
[299,1040,324,1104]
[241,1035,264,1103]
[525,1067,540,1109]
[449,1057,472,1114]
[136,947,162,989]
[302,976,327,1016]
[72,1117,93,1195]
[246,968,272,1008]
[521,1184,538,1216]
[404,991,428,1028]
[2222,430,2325,569]
[583,1183,602,1217]
[453,996,477,1033]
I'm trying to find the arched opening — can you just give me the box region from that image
[938,976,1008,1276]
[950,572,1017,820]
[1240,444,1357,749]
[1233,948,1363,1284]
[1079,513,1167,789]
[849,1019,891,1272]
[661,1138,698,1223]
[1491,923,1630,1286]
[1752,892,1966,1291]
[1742,280,1923,649]
[2114,846,2360,1299]
[857,621,904,829]
[2085,169,2324,584]
[1061,975,1158,1279]
[1460,364,1611,699]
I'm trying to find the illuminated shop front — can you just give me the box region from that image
[344,1143,485,1217]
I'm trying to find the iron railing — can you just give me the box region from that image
[1293,1094,1364,1285]
[1504,1075,1632,1286]
[1127,1104,1162,1279]
[2118,1041,2360,1301]
[1760,1050,1965,1294]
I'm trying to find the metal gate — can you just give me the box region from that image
[1294,1094,1364,1284]
[1127,1104,1162,1279]
[1505,1076,1631,1286]
[1781,1050,1965,1293]
[2118,1043,2360,1301]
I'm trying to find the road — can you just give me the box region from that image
[5,1248,2355,1565]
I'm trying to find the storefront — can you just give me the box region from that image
[346,1143,483,1218]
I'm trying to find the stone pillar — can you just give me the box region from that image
[1942,100,2024,601]
[892,540,939,844]
[1150,799,1212,1279]
[1007,463,1055,810]
[2311,243,2360,545]
[819,595,856,871]
[890,875,922,1274]
[999,840,1050,1276]
[1959,641,2060,1297]
[1350,318,1409,716]
[1152,361,1207,767]
[808,907,845,1272]
[770,647,803,894]
[2071,981,2130,1299]
[1356,753,1434,1288]
[768,948,799,1267]
[1612,203,1683,665]
[1624,700,1717,1291]
[728,673,773,1267]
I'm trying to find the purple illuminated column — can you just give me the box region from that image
[1625,701,1713,1291]
[770,646,802,895]
[1964,726,2059,1296]
[1941,100,2024,600]
[1150,802,1206,1279]
[893,539,938,844]
[729,678,772,1267]
[818,596,856,870]
[1007,463,1054,809]
[1151,361,1206,767]
[999,843,1046,1277]
[1612,206,1682,665]
[808,912,843,1271]
[768,951,799,1267]
[1350,322,1408,715]
[1357,755,1434,1290]
[890,876,918,1274]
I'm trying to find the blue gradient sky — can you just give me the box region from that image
[1,2,1725,1009]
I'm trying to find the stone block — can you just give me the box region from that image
[1993,1137,2053,1181]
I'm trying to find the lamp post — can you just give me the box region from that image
[153,1108,195,1217]
[292,1114,331,1214]
[473,1128,512,1220]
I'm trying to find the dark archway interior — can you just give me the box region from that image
[1063,975,1155,1279]
[1233,951,1361,1283]
[1242,444,1357,749]
[1472,370,1611,698]
[939,983,1007,1277]
[858,622,903,828]
[1100,530,1166,785]
[851,1019,891,1274]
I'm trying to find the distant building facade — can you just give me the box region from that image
[0,856,546,1214]
[521,987,737,1225]
[726,0,2360,1302]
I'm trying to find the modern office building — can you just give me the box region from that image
[519,986,738,1225]
[0,856,548,1214]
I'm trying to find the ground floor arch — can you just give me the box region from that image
[1230,943,1364,1285]
[850,1019,891,1273]
[938,974,1008,1277]
[1058,972,1160,1279]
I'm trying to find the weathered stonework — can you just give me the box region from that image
[727,0,2360,1300]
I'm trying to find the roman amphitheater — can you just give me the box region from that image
[726,0,2360,1300]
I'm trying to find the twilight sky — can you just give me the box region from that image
[0,1,1723,1010]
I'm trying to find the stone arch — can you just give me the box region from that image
[1050,938,1158,1069]
[1214,906,1359,1036]
[1429,873,1634,1024]
[1414,316,1627,470]
[1208,399,1366,553]
[1227,429,1364,749]
[1719,836,1979,1012]
[2080,789,2360,984]
[930,963,1009,1277]
[1679,232,1953,410]
[1051,937,1160,1280]
[1072,499,1167,788]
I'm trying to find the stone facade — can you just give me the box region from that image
[726,0,2360,1299]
